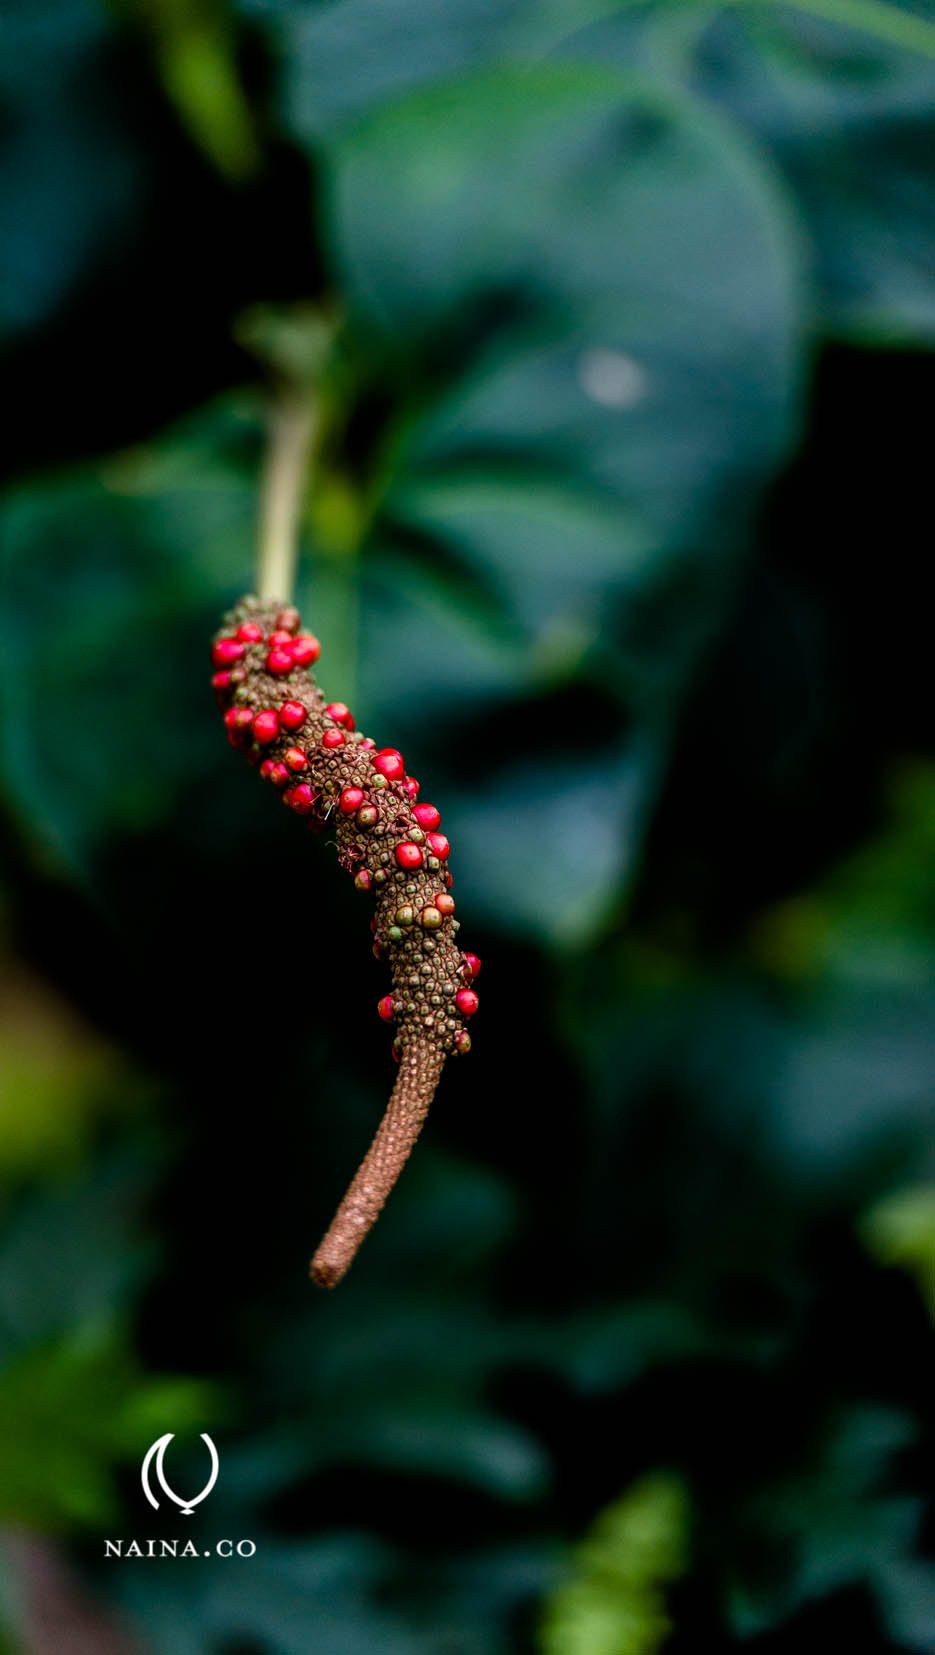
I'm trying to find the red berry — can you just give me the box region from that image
[275,607,300,633]
[359,737,376,751]
[259,758,276,780]
[453,1030,472,1056]
[373,748,405,780]
[413,802,441,830]
[284,747,307,772]
[395,841,423,870]
[224,706,254,731]
[355,870,372,892]
[435,893,456,916]
[377,995,395,1022]
[287,784,316,815]
[212,638,245,666]
[268,762,289,787]
[322,728,345,749]
[403,776,420,799]
[280,700,307,731]
[211,670,231,692]
[236,621,263,643]
[224,705,253,749]
[290,634,320,666]
[462,953,482,981]
[455,988,479,1018]
[325,702,355,730]
[252,710,280,744]
[426,832,450,860]
[340,786,365,814]
[268,630,292,647]
[267,648,293,675]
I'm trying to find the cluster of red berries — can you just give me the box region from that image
[212,597,480,1062]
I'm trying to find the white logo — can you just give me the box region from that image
[141,1433,219,1517]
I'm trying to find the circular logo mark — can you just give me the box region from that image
[141,1433,219,1516]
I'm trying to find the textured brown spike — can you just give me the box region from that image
[212,596,480,1286]
[310,1040,445,1287]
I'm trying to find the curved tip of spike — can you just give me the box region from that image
[308,1040,445,1288]
[309,1254,342,1290]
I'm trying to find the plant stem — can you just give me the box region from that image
[256,392,317,605]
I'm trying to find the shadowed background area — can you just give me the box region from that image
[0,1,933,1650]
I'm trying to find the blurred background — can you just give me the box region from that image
[1,0,933,1650]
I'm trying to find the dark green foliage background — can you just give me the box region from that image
[0,1,933,1650]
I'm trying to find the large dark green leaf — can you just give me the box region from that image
[0,0,143,344]
[275,0,935,344]
[0,404,259,876]
[570,0,935,342]
[322,62,803,938]
[258,0,526,141]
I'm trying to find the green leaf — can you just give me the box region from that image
[861,1183,935,1317]
[444,739,664,946]
[324,62,803,940]
[257,0,525,142]
[540,1471,690,1655]
[0,1326,216,1529]
[115,0,260,182]
[728,1406,926,1644]
[579,0,935,342]
[0,1152,158,1357]
[329,61,802,646]
[0,968,130,1180]
[0,402,259,877]
[114,1535,438,1655]
[0,0,143,344]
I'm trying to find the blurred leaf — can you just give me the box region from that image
[258,0,524,142]
[324,61,803,940]
[0,0,143,344]
[764,981,935,1172]
[345,1405,550,1500]
[0,961,130,1178]
[0,1151,158,1357]
[357,551,532,727]
[0,1326,216,1530]
[327,56,802,657]
[518,1300,713,1395]
[729,1406,926,1644]
[861,1183,935,1317]
[0,401,259,877]
[580,0,935,342]
[750,764,935,1004]
[115,1533,438,1655]
[116,0,260,182]
[540,1471,690,1655]
[445,740,663,946]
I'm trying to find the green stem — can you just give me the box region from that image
[256,393,318,605]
